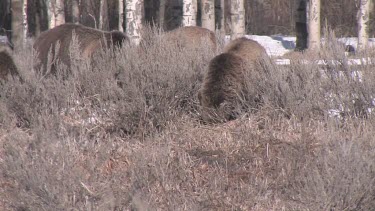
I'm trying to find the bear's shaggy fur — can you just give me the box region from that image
[163,26,217,51]
[0,46,19,81]
[33,23,129,74]
[198,37,268,122]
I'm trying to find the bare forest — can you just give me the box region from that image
[1,0,375,39]
[1,0,375,210]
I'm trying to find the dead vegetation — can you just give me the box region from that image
[1,28,375,210]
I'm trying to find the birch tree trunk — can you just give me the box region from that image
[295,0,308,51]
[159,0,166,30]
[99,0,108,30]
[358,0,371,51]
[22,0,28,46]
[126,0,143,44]
[182,0,197,26]
[72,0,80,23]
[308,0,320,50]
[230,0,245,40]
[201,0,215,31]
[54,0,65,26]
[47,0,65,29]
[11,0,25,48]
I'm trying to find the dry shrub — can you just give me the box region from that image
[1,26,375,210]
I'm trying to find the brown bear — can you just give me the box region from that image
[198,37,268,122]
[140,26,217,53]
[163,26,217,51]
[0,45,20,81]
[33,23,129,74]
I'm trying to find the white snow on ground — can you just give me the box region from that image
[0,36,9,46]
[246,35,296,57]
[226,35,375,58]
[225,35,296,57]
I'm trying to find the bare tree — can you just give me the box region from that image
[72,0,80,23]
[230,0,245,40]
[214,0,225,33]
[119,0,124,31]
[126,0,143,44]
[295,0,308,51]
[159,0,166,30]
[358,0,371,51]
[308,0,320,50]
[182,0,197,26]
[220,0,224,33]
[47,0,65,29]
[99,0,108,30]
[11,0,26,48]
[201,0,215,31]
[22,0,28,45]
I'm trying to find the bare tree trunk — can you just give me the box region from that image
[72,0,80,23]
[47,0,65,29]
[99,0,108,30]
[308,0,320,50]
[119,0,124,31]
[47,0,54,28]
[230,0,245,40]
[11,0,24,48]
[126,0,143,44]
[201,0,215,31]
[182,0,197,26]
[55,0,65,26]
[358,0,371,51]
[220,0,224,33]
[159,0,166,30]
[22,0,28,45]
[214,0,224,32]
[295,0,308,51]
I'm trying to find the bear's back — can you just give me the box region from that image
[223,37,267,62]
[164,26,217,50]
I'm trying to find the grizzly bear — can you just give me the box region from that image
[33,23,129,74]
[139,26,217,52]
[198,37,268,122]
[163,26,217,51]
[0,45,20,81]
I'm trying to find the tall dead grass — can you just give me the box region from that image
[1,27,375,210]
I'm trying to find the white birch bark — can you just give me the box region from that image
[119,0,124,31]
[11,0,24,48]
[358,0,371,51]
[47,0,54,28]
[55,0,65,26]
[182,0,196,26]
[47,0,65,29]
[201,0,215,31]
[126,0,143,45]
[308,0,320,50]
[22,0,28,46]
[230,0,245,40]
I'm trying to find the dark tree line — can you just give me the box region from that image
[0,0,373,42]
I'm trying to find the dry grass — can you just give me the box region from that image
[1,27,375,210]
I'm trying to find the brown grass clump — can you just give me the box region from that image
[1,27,375,210]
